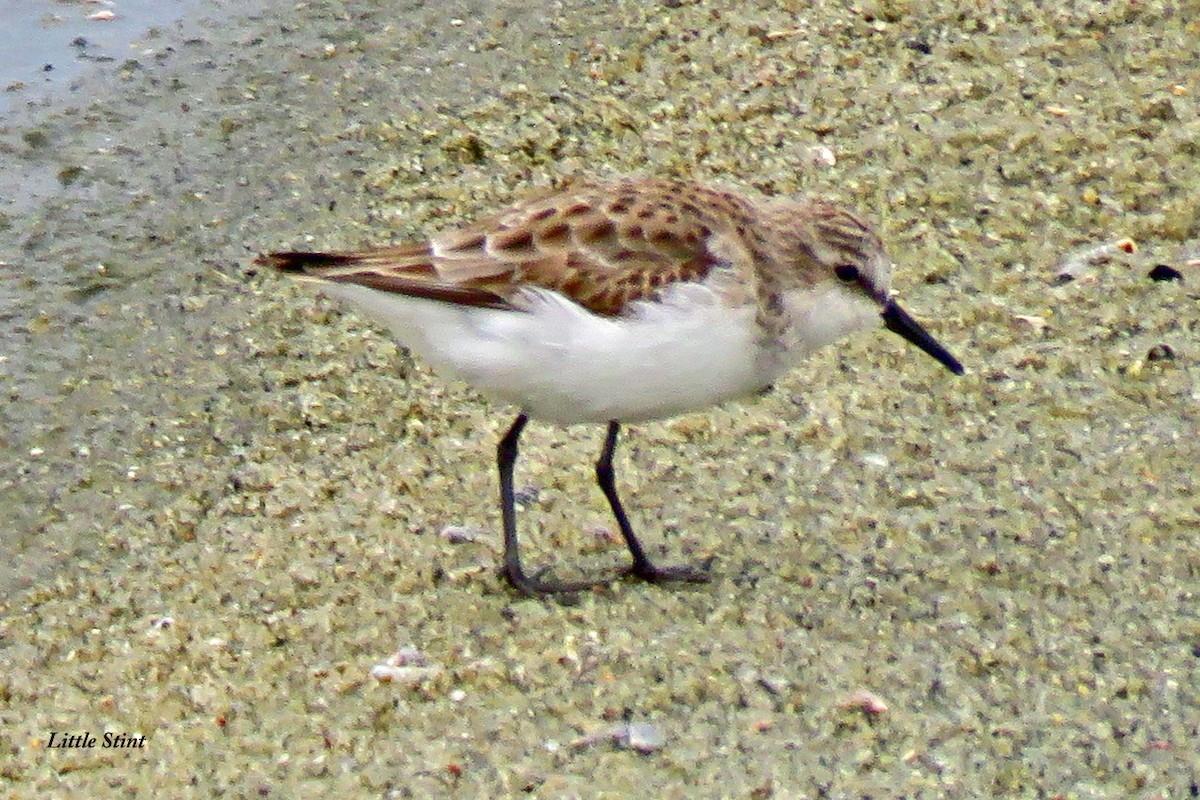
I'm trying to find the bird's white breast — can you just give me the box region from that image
[317,281,781,424]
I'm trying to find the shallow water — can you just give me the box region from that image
[0,0,208,117]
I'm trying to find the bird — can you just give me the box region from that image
[256,176,963,596]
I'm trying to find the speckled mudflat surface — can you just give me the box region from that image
[1,1,1197,797]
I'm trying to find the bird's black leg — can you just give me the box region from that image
[496,415,710,596]
[595,421,711,585]
[497,413,595,596]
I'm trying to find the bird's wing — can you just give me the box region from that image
[258,178,753,317]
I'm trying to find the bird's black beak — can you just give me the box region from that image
[881,300,964,375]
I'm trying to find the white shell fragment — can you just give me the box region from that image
[371,645,441,684]
[809,145,837,168]
[369,664,442,685]
[572,720,666,753]
[1054,237,1137,283]
[837,689,889,715]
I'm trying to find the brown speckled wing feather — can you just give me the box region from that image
[259,178,754,317]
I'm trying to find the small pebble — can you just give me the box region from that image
[383,645,428,667]
[1147,264,1182,282]
[623,721,665,753]
[837,689,889,715]
[1013,314,1049,331]
[1146,344,1175,362]
[441,525,489,544]
[861,453,889,468]
[513,486,540,505]
[809,145,836,168]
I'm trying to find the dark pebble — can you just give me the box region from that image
[1147,264,1183,281]
[1146,344,1175,362]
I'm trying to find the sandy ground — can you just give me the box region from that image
[1,0,1198,796]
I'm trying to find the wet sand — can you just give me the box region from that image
[1,0,1197,796]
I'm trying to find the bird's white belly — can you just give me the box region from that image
[319,284,779,424]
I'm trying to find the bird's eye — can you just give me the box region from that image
[834,263,860,282]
